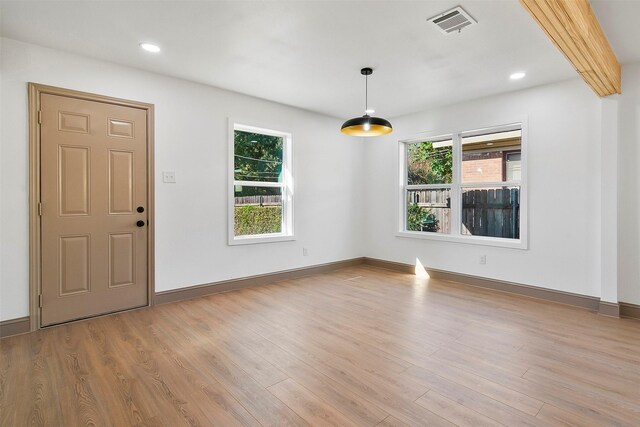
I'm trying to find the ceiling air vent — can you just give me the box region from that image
[428,6,477,35]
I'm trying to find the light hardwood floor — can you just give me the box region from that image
[1,265,639,426]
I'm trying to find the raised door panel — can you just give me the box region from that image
[107,118,135,138]
[108,150,134,214]
[58,111,90,133]
[109,233,135,287]
[59,235,90,295]
[58,145,90,216]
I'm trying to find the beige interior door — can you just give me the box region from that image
[40,93,148,326]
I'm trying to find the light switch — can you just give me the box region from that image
[162,171,176,183]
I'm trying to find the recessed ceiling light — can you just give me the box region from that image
[140,43,161,53]
[510,72,526,80]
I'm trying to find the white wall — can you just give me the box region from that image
[363,79,604,298]
[2,36,638,323]
[618,63,640,305]
[0,38,365,321]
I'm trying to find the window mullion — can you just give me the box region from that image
[406,184,452,190]
[400,142,408,232]
[233,180,283,188]
[451,133,462,237]
[460,181,521,188]
[282,133,293,235]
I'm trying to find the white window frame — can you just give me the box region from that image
[228,121,294,245]
[397,122,528,249]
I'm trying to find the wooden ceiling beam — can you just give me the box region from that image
[520,0,621,96]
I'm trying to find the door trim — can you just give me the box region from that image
[28,83,155,331]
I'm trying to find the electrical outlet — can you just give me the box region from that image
[162,171,176,183]
[303,248,309,256]
[479,255,487,265]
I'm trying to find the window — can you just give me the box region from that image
[399,123,526,248]
[229,123,293,244]
[405,136,453,234]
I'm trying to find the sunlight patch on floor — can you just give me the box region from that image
[415,258,430,278]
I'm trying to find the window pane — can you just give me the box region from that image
[234,185,282,236]
[461,186,520,239]
[407,139,453,185]
[462,130,521,183]
[234,130,283,182]
[406,188,451,234]
[505,152,521,181]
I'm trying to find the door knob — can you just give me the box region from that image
[137,206,145,213]
[136,220,145,227]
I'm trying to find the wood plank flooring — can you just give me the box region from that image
[1,265,639,426]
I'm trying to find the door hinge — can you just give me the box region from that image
[38,110,42,125]
[38,202,42,216]
[39,294,43,308]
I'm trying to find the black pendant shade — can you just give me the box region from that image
[341,67,392,137]
[341,115,393,137]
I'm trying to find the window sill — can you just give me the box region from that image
[228,233,296,246]
[395,231,527,249]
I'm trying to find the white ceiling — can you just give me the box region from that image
[0,1,636,119]
[591,0,640,66]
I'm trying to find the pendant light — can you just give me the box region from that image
[341,67,392,137]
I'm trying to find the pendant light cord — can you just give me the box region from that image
[365,73,368,113]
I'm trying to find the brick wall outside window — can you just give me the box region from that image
[462,152,503,182]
